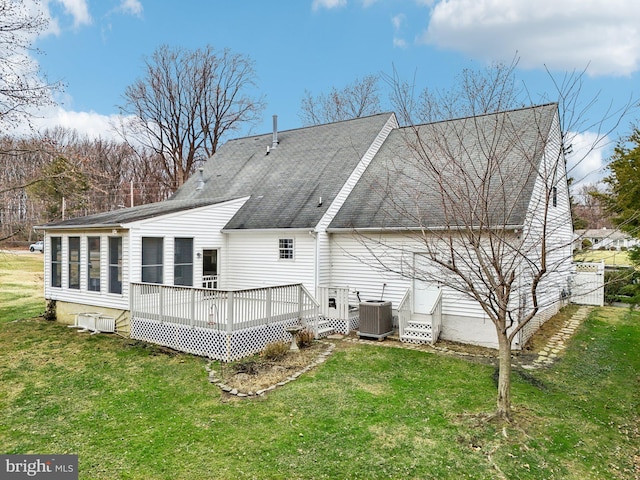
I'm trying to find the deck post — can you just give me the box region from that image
[266,287,272,323]
[159,285,165,323]
[190,288,196,327]
[298,285,303,325]
[226,291,234,334]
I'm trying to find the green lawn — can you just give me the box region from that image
[574,249,632,266]
[0,252,45,321]
[0,255,638,479]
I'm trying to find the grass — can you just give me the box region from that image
[0,255,638,479]
[0,252,45,321]
[574,249,632,266]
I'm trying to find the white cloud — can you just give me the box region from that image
[312,0,347,11]
[391,13,405,30]
[29,107,125,141]
[55,0,92,28]
[565,131,610,187]
[420,0,640,77]
[118,0,143,17]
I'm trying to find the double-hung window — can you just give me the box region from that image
[174,238,193,286]
[142,237,163,284]
[279,238,294,260]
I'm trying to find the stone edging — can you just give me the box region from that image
[205,342,335,398]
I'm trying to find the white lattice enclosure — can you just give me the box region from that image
[130,283,319,361]
[317,286,360,334]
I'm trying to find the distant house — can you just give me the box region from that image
[574,228,639,251]
[37,104,574,359]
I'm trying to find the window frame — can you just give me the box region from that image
[278,238,294,260]
[50,236,62,288]
[141,237,164,284]
[87,236,101,292]
[68,236,81,290]
[108,236,123,294]
[174,237,193,286]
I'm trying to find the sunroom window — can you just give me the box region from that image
[174,238,193,286]
[68,236,80,290]
[142,237,163,284]
[109,237,122,294]
[51,236,62,288]
[87,236,101,292]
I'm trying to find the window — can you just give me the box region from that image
[552,186,557,207]
[174,238,193,286]
[142,237,163,284]
[51,237,62,288]
[109,237,122,294]
[68,236,80,289]
[279,238,294,259]
[87,237,101,292]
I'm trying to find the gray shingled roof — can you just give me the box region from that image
[329,104,558,230]
[40,198,225,229]
[171,112,395,229]
[41,112,395,230]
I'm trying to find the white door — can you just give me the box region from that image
[413,253,441,314]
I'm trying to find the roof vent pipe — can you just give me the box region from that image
[196,167,205,191]
[272,114,278,148]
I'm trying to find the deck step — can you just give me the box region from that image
[400,333,433,344]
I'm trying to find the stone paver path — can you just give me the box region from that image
[522,306,592,370]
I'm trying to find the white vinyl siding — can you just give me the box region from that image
[225,231,316,291]
[329,233,486,318]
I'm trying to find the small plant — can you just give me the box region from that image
[296,328,315,348]
[262,341,290,361]
[44,300,56,321]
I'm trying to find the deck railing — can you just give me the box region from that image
[130,282,319,334]
[398,287,442,344]
[397,288,412,338]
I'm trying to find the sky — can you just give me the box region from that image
[21,0,640,187]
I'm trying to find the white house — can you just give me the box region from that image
[37,104,574,359]
[574,228,639,251]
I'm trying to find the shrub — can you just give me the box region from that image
[581,239,593,250]
[604,268,638,305]
[262,341,290,361]
[296,328,315,348]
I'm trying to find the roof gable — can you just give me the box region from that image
[329,104,559,230]
[171,112,396,229]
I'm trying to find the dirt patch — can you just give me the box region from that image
[213,342,328,393]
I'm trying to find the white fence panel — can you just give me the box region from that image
[571,262,604,306]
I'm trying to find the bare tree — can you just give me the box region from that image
[117,45,265,191]
[300,74,382,125]
[0,0,58,132]
[351,65,634,420]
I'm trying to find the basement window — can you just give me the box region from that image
[279,238,294,260]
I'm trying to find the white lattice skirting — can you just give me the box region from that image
[131,317,300,362]
[323,313,359,335]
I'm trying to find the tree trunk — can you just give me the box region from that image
[496,330,512,421]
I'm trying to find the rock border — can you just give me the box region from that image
[205,341,335,398]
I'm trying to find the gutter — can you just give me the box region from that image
[326,224,525,233]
